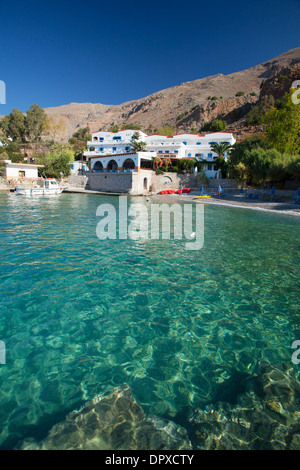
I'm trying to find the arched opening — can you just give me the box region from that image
[93,161,103,171]
[107,160,118,171]
[123,158,135,171]
[143,178,148,190]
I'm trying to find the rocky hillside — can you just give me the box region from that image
[19,47,300,140]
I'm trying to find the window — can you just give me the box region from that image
[19,171,25,177]
[208,153,212,158]
[183,142,187,145]
[196,142,201,145]
[99,138,104,142]
[207,164,212,171]
[113,147,116,152]
[113,136,121,141]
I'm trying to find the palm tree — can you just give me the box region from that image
[130,132,147,152]
[210,142,233,159]
[130,140,147,152]
[210,142,233,178]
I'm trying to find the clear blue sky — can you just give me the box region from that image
[0,0,299,115]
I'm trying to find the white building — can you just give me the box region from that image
[84,129,153,173]
[84,129,236,178]
[5,161,44,179]
[70,160,89,175]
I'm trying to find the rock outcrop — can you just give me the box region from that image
[18,360,300,451]
[189,360,300,450]
[18,385,192,450]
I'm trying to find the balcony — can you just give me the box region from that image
[88,139,134,145]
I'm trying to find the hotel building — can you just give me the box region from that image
[84,129,236,178]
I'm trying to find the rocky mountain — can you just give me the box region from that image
[9,47,300,141]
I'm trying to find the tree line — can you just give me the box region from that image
[0,104,91,179]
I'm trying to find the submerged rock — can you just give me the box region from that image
[189,360,300,450]
[18,385,192,450]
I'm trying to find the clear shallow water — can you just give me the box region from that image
[0,192,299,449]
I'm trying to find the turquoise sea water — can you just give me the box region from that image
[0,192,299,448]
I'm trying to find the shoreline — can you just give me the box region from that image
[3,187,300,216]
[154,192,300,216]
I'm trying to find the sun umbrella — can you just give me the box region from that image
[270,186,275,201]
[218,185,222,193]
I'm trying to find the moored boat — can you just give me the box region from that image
[15,179,64,196]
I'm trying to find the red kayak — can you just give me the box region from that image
[175,188,192,194]
[159,190,176,195]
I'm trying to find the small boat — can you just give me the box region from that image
[175,188,192,194]
[15,179,64,196]
[159,190,176,195]
[196,195,211,199]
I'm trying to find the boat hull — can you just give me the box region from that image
[15,187,64,196]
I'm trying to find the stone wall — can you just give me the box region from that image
[149,172,200,194]
[67,174,89,189]
[4,178,41,190]
[87,172,133,193]
[66,172,235,195]
[208,179,238,189]
[0,182,8,191]
[67,171,201,195]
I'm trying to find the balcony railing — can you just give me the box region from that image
[88,139,134,145]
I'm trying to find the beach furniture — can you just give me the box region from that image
[214,185,225,198]
[290,188,300,204]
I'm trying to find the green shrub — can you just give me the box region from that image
[202,119,227,132]
[235,91,245,97]
[245,95,275,125]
